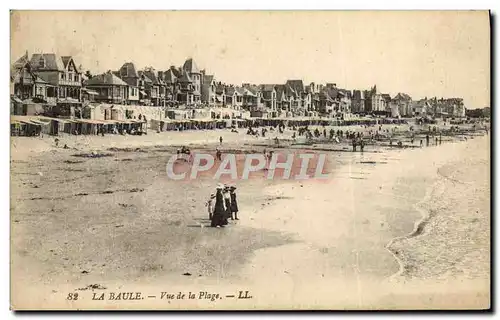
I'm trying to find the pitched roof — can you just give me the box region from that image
[85,71,128,86]
[394,92,411,101]
[138,71,153,83]
[242,84,260,95]
[183,58,200,74]
[61,56,72,68]
[242,87,257,97]
[225,86,236,96]
[285,80,304,93]
[285,85,298,98]
[12,67,48,85]
[163,69,177,84]
[119,62,139,78]
[320,85,341,102]
[143,68,164,85]
[276,88,288,101]
[235,87,245,95]
[30,53,65,71]
[171,66,182,78]
[320,90,334,102]
[178,71,193,83]
[381,93,391,101]
[11,52,30,77]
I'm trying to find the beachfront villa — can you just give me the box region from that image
[10,51,469,122]
[84,71,128,105]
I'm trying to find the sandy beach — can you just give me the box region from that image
[10,123,490,310]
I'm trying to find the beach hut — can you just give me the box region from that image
[10,116,42,136]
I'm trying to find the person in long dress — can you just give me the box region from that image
[230,186,239,220]
[223,186,232,225]
[211,185,226,228]
[206,193,215,220]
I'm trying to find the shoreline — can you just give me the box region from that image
[229,134,489,309]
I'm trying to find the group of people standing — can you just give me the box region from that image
[206,184,239,228]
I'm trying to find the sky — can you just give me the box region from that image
[10,11,490,108]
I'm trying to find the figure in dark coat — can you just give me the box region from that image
[223,186,231,225]
[211,186,226,227]
[230,186,239,220]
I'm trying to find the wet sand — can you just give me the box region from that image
[10,125,490,310]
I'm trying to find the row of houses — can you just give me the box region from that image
[351,86,466,118]
[10,51,466,119]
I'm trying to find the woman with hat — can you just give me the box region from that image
[223,185,232,225]
[229,186,239,220]
[211,184,226,227]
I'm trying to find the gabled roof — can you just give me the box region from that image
[381,93,391,101]
[143,68,164,85]
[285,85,299,98]
[170,66,182,78]
[178,71,193,83]
[30,53,65,71]
[242,87,257,97]
[163,69,177,84]
[11,52,30,77]
[61,56,72,68]
[285,80,304,93]
[319,85,339,101]
[86,71,128,86]
[242,84,260,96]
[276,89,288,101]
[138,71,153,84]
[12,66,49,85]
[183,58,200,74]
[274,85,290,101]
[119,62,139,78]
[235,87,245,95]
[320,90,334,102]
[394,92,411,101]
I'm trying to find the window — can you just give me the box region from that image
[60,73,64,80]
[38,57,45,68]
[74,75,79,82]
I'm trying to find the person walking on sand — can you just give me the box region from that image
[216,148,222,161]
[426,134,430,147]
[206,193,215,220]
[439,134,442,145]
[211,185,226,228]
[229,186,239,220]
[219,136,223,145]
[420,139,423,147]
[352,138,357,152]
[360,139,365,152]
[223,186,232,225]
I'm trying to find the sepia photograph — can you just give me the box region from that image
[9,10,491,310]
